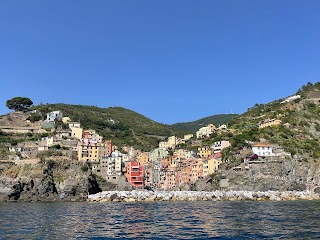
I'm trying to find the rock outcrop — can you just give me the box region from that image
[0,160,102,202]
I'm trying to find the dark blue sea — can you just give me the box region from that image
[0,201,320,239]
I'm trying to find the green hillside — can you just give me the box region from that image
[34,104,187,151]
[217,82,320,164]
[171,114,238,133]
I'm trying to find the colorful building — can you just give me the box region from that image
[203,157,221,176]
[212,140,231,153]
[124,161,144,187]
[252,143,274,156]
[196,124,216,138]
[105,140,113,156]
[198,146,212,158]
[138,152,149,165]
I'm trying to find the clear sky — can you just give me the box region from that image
[0,1,319,124]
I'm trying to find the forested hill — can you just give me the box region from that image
[35,104,187,151]
[171,114,238,133]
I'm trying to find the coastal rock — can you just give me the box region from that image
[109,193,118,201]
[87,190,320,203]
[124,197,136,202]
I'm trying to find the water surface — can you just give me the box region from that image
[0,201,320,239]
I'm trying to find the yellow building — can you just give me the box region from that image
[170,157,178,168]
[77,139,107,162]
[203,158,221,176]
[68,122,83,140]
[198,146,212,159]
[62,117,71,124]
[138,152,149,165]
[71,127,83,140]
[167,136,176,149]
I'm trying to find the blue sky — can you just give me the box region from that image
[0,1,319,124]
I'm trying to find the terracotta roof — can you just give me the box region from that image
[253,143,272,147]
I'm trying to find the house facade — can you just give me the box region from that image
[252,143,274,156]
[212,140,231,153]
[46,111,63,122]
[198,146,212,158]
[196,124,216,138]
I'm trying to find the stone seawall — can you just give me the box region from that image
[88,190,320,202]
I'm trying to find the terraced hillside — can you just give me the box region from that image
[223,82,320,161]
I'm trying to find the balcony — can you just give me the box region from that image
[131,172,142,177]
[131,177,143,182]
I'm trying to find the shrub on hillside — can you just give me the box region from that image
[27,113,42,123]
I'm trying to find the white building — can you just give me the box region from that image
[212,140,231,153]
[83,129,103,143]
[183,134,194,141]
[218,124,227,130]
[159,141,168,150]
[186,151,196,159]
[149,148,168,162]
[46,111,63,122]
[252,143,273,156]
[196,124,216,138]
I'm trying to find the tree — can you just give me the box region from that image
[6,97,33,112]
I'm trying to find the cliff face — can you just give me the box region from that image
[195,159,320,193]
[0,161,102,202]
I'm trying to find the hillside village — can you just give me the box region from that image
[0,109,231,190]
[0,82,320,198]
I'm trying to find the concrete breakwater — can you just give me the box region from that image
[88,190,320,202]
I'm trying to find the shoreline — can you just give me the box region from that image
[87,190,320,202]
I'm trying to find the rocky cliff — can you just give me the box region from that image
[194,158,320,193]
[0,160,102,202]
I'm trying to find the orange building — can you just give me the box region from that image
[191,159,203,183]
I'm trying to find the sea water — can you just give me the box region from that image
[0,201,320,239]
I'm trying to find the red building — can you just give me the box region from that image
[124,161,144,187]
